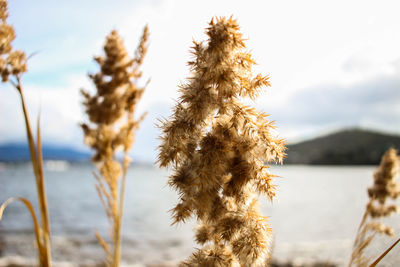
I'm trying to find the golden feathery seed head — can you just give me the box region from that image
[158,16,285,266]
[81,26,149,265]
[0,0,8,22]
[368,148,400,203]
[8,50,27,75]
[364,148,400,235]
[81,27,149,159]
[134,24,149,67]
[0,0,27,82]
[0,23,14,54]
[180,246,238,267]
[350,148,400,266]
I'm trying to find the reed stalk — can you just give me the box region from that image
[0,0,51,267]
[369,237,400,267]
[16,78,52,267]
[81,26,149,267]
[0,1,51,266]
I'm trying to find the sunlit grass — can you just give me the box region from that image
[80,26,149,266]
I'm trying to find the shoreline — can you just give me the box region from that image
[0,233,347,266]
[0,256,338,267]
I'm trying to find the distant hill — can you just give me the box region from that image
[0,143,91,162]
[285,129,400,165]
[3,128,399,165]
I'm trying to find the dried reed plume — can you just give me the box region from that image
[0,0,52,266]
[81,27,149,266]
[349,148,400,266]
[158,16,285,266]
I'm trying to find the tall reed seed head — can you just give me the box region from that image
[368,148,400,205]
[350,148,400,266]
[365,148,400,232]
[0,0,27,82]
[81,27,149,264]
[158,17,286,266]
[81,27,149,163]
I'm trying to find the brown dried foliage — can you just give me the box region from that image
[349,148,400,266]
[81,26,149,267]
[158,17,285,266]
[0,0,26,81]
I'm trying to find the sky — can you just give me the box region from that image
[1,0,400,162]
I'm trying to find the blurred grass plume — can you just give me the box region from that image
[81,26,149,267]
[349,148,400,266]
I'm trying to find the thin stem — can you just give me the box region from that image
[348,201,370,267]
[113,155,129,267]
[36,112,52,266]
[369,237,400,267]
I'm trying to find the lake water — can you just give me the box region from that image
[0,163,399,266]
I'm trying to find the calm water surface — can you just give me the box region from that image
[0,163,399,266]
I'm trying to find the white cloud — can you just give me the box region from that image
[2,0,400,160]
[266,69,400,143]
[0,74,89,148]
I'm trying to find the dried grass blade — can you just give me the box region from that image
[17,83,50,265]
[17,83,40,183]
[95,230,112,263]
[94,171,113,220]
[36,114,52,267]
[95,183,112,220]
[0,197,45,263]
[369,237,400,267]
[36,113,50,234]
